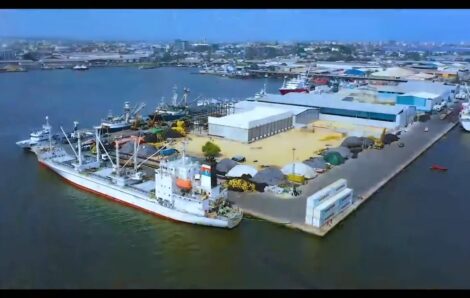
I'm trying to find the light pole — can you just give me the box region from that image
[292,147,296,175]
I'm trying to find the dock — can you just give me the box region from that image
[229,109,459,237]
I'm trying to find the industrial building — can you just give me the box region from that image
[233,100,320,127]
[248,92,416,130]
[208,107,294,143]
[374,80,457,112]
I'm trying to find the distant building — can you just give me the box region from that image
[174,39,190,51]
[0,50,16,61]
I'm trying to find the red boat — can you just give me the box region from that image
[279,74,310,95]
[430,165,448,171]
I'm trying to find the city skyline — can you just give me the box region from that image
[1,9,470,43]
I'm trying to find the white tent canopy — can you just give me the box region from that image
[226,165,258,178]
[281,162,317,179]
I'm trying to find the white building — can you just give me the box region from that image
[208,107,294,143]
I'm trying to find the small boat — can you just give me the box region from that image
[430,165,448,171]
[73,64,89,71]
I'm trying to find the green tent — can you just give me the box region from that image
[149,127,165,135]
[323,151,344,166]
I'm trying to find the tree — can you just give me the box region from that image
[202,141,221,161]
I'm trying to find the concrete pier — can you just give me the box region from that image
[229,111,460,237]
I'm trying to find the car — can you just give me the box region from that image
[432,101,447,112]
[231,155,246,162]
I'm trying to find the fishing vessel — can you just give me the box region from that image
[95,102,146,133]
[148,86,189,121]
[29,123,242,229]
[279,74,311,95]
[16,116,52,150]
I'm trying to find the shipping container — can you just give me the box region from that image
[309,187,353,228]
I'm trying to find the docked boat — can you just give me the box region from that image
[30,127,243,229]
[138,64,158,70]
[95,102,146,133]
[459,102,470,132]
[16,116,52,150]
[279,73,311,95]
[73,64,89,71]
[148,86,189,121]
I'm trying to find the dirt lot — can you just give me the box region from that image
[178,123,345,169]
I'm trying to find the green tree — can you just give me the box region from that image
[202,141,221,161]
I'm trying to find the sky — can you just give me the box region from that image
[0,9,469,43]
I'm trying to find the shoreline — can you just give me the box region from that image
[230,113,460,237]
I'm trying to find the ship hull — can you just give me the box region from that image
[279,88,310,95]
[460,119,470,132]
[94,124,132,133]
[148,113,186,121]
[38,159,241,229]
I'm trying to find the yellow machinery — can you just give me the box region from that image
[171,120,187,136]
[287,174,305,184]
[371,128,386,149]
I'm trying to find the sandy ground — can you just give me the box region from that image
[313,119,385,138]
[178,123,344,169]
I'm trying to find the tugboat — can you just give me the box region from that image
[148,85,189,122]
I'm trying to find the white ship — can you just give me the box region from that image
[29,122,243,229]
[459,84,470,132]
[73,64,89,71]
[460,102,470,132]
[16,116,52,150]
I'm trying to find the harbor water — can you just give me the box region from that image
[1,67,470,288]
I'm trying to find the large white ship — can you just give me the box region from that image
[458,84,470,132]
[28,121,243,229]
[460,102,470,132]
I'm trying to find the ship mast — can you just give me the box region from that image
[172,85,178,106]
[77,130,82,166]
[95,127,100,164]
[133,136,138,171]
[115,140,120,177]
[45,116,52,151]
[183,88,190,107]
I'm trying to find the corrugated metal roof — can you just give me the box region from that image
[375,80,456,95]
[251,92,405,115]
[234,100,314,115]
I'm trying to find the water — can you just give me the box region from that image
[1,67,470,289]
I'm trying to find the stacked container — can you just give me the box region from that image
[305,179,354,228]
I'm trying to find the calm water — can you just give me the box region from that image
[1,67,470,289]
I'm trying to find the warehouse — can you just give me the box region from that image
[208,107,294,143]
[249,92,415,129]
[396,92,442,112]
[233,100,319,127]
[374,80,456,111]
